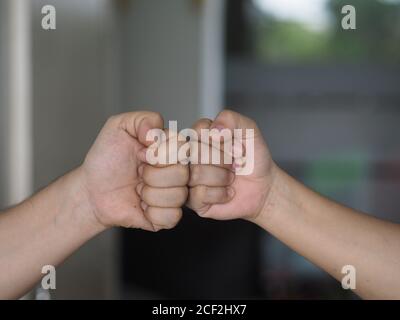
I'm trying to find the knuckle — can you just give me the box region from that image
[196,204,211,218]
[142,166,151,184]
[223,170,234,185]
[142,166,158,186]
[166,209,183,228]
[188,186,197,200]
[219,109,235,121]
[193,118,212,131]
[176,164,190,185]
[188,186,201,203]
[248,118,257,129]
[196,185,208,200]
[106,115,120,126]
[148,208,182,230]
[141,185,151,202]
[177,187,189,206]
[152,111,163,122]
[197,118,212,127]
[189,165,201,186]
[145,111,163,126]
[187,186,211,214]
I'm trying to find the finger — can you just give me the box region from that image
[141,185,188,208]
[192,117,234,146]
[144,140,240,169]
[192,117,235,149]
[191,118,244,166]
[141,130,190,167]
[144,207,183,231]
[211,109,262,139]
[192,118,212,139]
[187,185,234,210]
[189,141,234,169]
[189,164,234,187]
[140,201,148,211]
[212,109,259,132]
[109,111,164,147]
[136,182,144,197]
[142,164,189,188]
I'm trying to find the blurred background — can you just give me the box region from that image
[0,0,399,299]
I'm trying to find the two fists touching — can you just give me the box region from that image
[4,108,396,300]
[81,110,276,232]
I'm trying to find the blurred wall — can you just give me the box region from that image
[31,0,120,299]
[120,0,224,126]
[0,0,224,299]
[0,0,9,207]
[24,0,223,299]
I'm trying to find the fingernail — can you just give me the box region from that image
[232,160,245,173]
[210,125,227,142]
[214,125,224,131]
[234,156,246,166]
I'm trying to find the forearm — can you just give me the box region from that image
[0,167,106,299]
[253,166,400,299]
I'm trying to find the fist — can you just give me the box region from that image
[81,111,188,231]
[187,110,277,221]
[137,131,189,231]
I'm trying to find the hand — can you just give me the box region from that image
[137,130,189,231]
[187,110,277,221]
[80,111,187,231]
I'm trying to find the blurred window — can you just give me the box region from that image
[226,0,400,299]
[253,0,400,64]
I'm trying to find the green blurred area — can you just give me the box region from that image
[304,152,369,195]
[255,0,400,64]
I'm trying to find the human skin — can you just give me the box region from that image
[1,109,399,300]
[188,110,400,299]
[0,111,188,299]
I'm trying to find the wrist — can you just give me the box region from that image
[58,167,108,236]
[249,164,288,229]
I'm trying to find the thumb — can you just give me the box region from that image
[211,110,269,177]
[116,111,164,147]
[211,109,262,139]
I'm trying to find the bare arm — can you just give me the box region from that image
[0,111,188,299]
[0,169,104,299]
[253,166,400,299]
[188,110,400,299]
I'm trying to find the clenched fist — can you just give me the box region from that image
[187,110,277,222]
[81,112,188,231]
